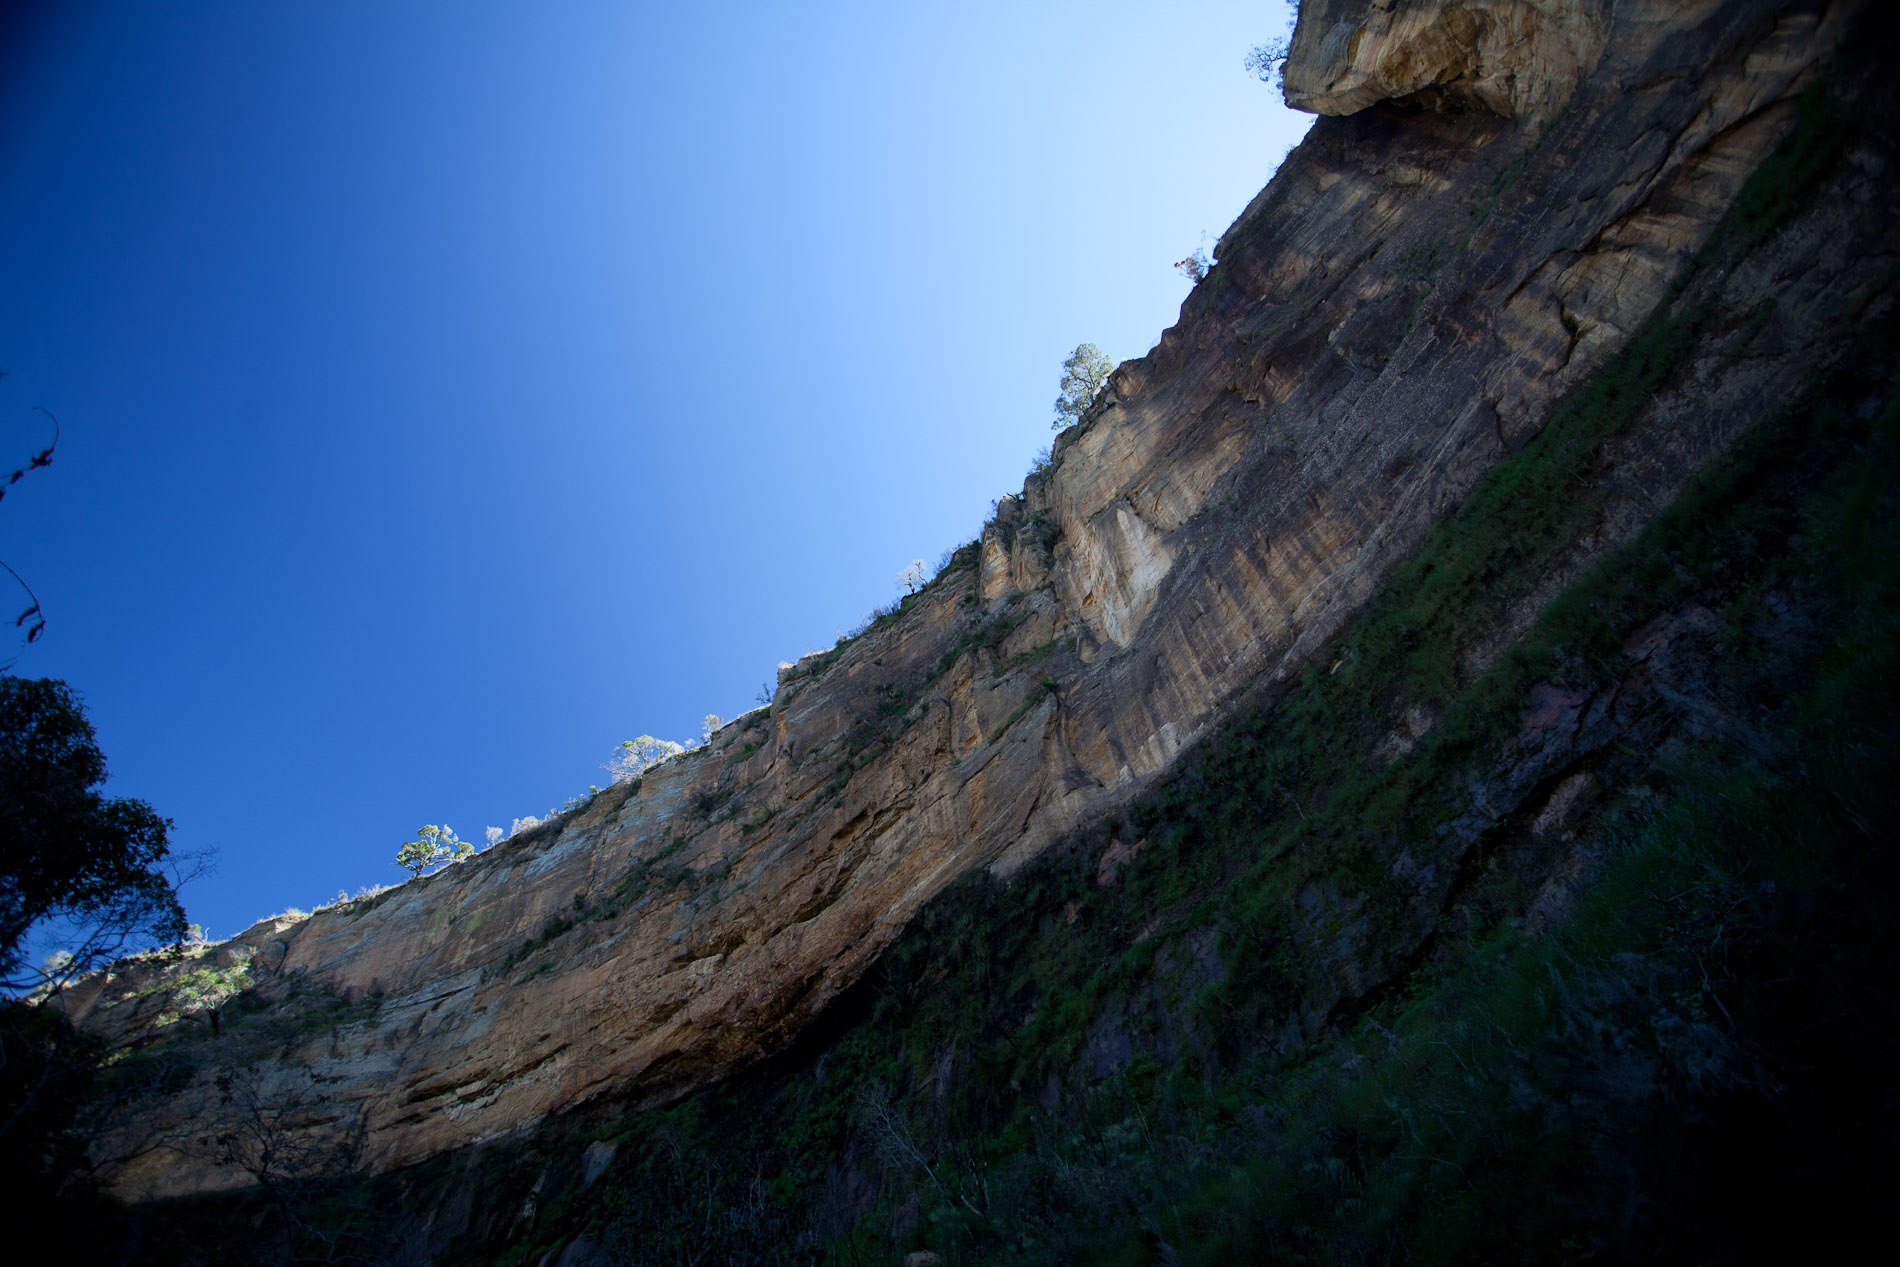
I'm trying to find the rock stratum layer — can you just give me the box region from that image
[67,0,1886,1202]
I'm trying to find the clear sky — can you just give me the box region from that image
[1,0,1311,942]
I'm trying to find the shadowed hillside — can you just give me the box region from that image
[29,2,1900,1262]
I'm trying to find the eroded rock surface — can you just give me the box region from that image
[1283,0,1614,121]
[68,0,1881,1200]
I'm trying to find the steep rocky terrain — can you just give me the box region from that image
[48,1,1900,1261]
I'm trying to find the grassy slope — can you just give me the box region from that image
[518,81,1897,1267]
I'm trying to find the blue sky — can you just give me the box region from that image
[0,0,1310,941]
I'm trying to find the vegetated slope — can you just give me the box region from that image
[56,1,1898,1258]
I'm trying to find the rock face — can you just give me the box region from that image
[68,0,1881,1201]
[1282,0,1613,122]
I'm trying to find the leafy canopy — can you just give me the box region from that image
[1052,343,1112,431]
[0,675,184,992]
[605,735,686,785]
[394,823,473,879]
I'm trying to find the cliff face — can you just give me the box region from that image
[1282,0,1612,121]
[67,0,1884,1203]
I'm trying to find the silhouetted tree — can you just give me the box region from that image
[0,674,190,1210]
[1,676,185,992]
[0,392,58,665]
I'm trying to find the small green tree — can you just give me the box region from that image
[394,823,470,879]
[1052,343,1113,431]
[395,835,436,879]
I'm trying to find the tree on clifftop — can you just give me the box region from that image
[1052,343,1113,431]
[605,735,685,785]
[394,823,472,878]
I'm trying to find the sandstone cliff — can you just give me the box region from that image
[64,0,1888,1207]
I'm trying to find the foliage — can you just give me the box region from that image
[1243,37,1289,92]
[0,673,191,1223]
[1053,343,1113,431]
[605,735,686,785]
[394,823,473,879]
[0,404,58,504]
[1174,248,1210,283]
[1244,6,1296,96]
[593,1127,803,1266]
[0,675,186,993]
[1,398,58,663]
[0,998,109,1229]
[393,838,436,878]
[475,285,1895,1267]
[934,541,979,580]
[167,960,253,1018]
